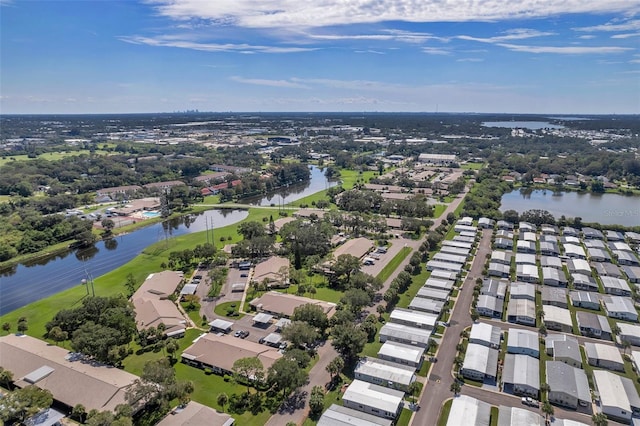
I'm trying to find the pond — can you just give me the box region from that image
[482,121,565,130]
[500,189,640,227]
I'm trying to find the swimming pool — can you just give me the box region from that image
[142,210,160,218]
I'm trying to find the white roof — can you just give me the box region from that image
[209,319,233,330]
[253,313,274,324]
[378,341,424,365]
[507,328,539,354]
[603,295,637,314]
[390,308,437,328]
[564,243,586,257]
[502,354,540,391]
[318,405,392,426]
[354,358,416,387]
[510,282,536,299]
[594,370,640,414]
[585,342,623,365]
[601,276,631,293]
[408,297,444,313]
[469,322,502,347]
[462,343,498,377]
[498,406,543,426]
[380,322,432,345]
[618,322,640,338]
[515,253,536,265]
[544,305,573,327]
[424,277,455,291]
[446,395,491,426]
[568,258,591,273]
[343,380,404,414]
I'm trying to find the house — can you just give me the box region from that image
[564,244,587,260]
[469,322,502,349]
[426,260,464,273]
[354,357,417,391]
[593,370,640,423]
[408,297,444,316]
[502,354,540,398]
[510,282,536,301]
[446,395,491,426]
[602,295,638,322]
[488,262,510,278]
[333,237,375,260]
[542,267,568,287]
[582,227,604,240]
[539,241,560,256]
[377,341,425,370]
[546,361,591,409]
[561,236,581,246]
[497,220,514,230]
[585,342,624,371]
[415,287,450,302]
[442,240,473,250]
[585,239,606,249]
[576,312,612,340]
[429,269,459,282]
[439,245,471,259]
[480,279,508,300]
[623,266,640,284]
[516,240,536,254]
[181,333,282,376]
[0,334,139,413]
[516,264,539,283]
[318,405,392,426]
[342,380,404,420]
[460,343,499,383]
[497,406,543,426]
[567,259,592,275]
[249,292,336,319]
[490,251,512,265]
[543,305,573,333]
[478,217,495,229]
[545,334,582,368]
[476,295,504,318]
[541,225,559,235]
[389,308,437,330]
[433,252,468,265]
[570,291,601,310]
[507,298,536,326]
[423,277,455,292]
[610,241,635,253]
[131,270,186,337]
[588,247,612,263]
[562,226,579,237]
[542,287,568,308]
[507,328,540,358]
[593,262,623,278]
[494,237,514,250]
[601,276,632,296]
[515,253,537,266]
[626,231,640,244]
[379,322,432,348]
[540,256,563,270]
[519,222,537,233]
[520,231,537,243]
[251,256,291,288]
[454,224,478,234]
[156,401,234,426]
[614,250,640,266]
[571,273,598,291]
[457,217,474,226]
[617,322,640,347]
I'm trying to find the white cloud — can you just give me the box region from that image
[578,35,596,39]
[457,58,484,62]
[147,0,640,29]
[457,28,555,43]
[354,50,386,54]
[611,32,640,38]
[119,35,315,53]
[307,29,446,43]
[422,47,450,55]
[230,76,309,88]
[498,43,633,55]
[497,43,633,54]
[574,19,640,32]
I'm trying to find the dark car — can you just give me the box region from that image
[240,331,250,339]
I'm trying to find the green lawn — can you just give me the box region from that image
[338,169,376,189]
[433,204,447,218]
[214,301,245,319]
[437,399,453,426]
[0,149,114,165]
[461,162,485,170]
[377,246,412,283]
[396,407,413,426]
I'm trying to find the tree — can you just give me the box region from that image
[621,339,632,356]
[17,318,28,334]
[2,322,10,334]
[540,382,550,393]
[326,357,344,383]
[281,321,319,349]
[340,288,373,314]
[450,381,461,395]
[376,304,386,319]
[309,385,325,418]
[124,273,136,297]
[0,385,53,423]
[217,393,229,412]
[71,404,87,423]
[541,401,554,421]
[166,339,179,361]
[238,221,266,240]
[101,218,115,236]
[592,412,608,426]
[232,357,265,394]
[331,323,367,363]
[267,357,308,397]
[0,367,14,389]
[48,326,68,346]
[407,381,421,402]
[291,303,329,334]
[329,254,362,288]
[125,359,193,413]
[285,348,311,369]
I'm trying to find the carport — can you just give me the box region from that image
[253,313,274,327]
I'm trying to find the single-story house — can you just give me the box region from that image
[354,357,416,392]
[249,291,336,319]
[318,405,392,426]
[502,354,540,398]
[515,253,537,266]
[426,260,464,273]
[379,322,432,348]
[623,266,640,284]
[491,250,512,266]
[507,328,540,358]
[543,305,573,333]
[516,264,539,283]
[576,311,612,340]
[588,247,612,263]
[478,217,495,229]
[377,341,425,370]
[567,258,592,276]
[446,395,491,426]
[593,262,623,278]
[408,297,444,316]
[342,380,404,420]
[542,287,568,308]
[460,343,499,383]
[546,361,591,409]
[469,322,502,349]
[562,226,579,237]
[545,334,582,368]
[602,295,638,322]
[613,250,640,266]
[481,279,508,300]
[539,241,560,256]
[601,276,632,297]
[488,262,510,278]
[571,273,598,291]
[389,308,437,331]
[132,270,186,337]
[585,342,624,372]
[497,220,514,230]
[509,282,536,301]
[582,227,604,240]
[415,287,450,302]
[593,370,640,423]
[251,256,291,288]
[516,240,536,254]
[564,244,587,260]
[617,322,640,347]
[476,295,504,318]
[570,291,601,311]
[333,237,375,260]
[542,267,568,287]
[507,298,536,326]
[494,237,514,250]
[540,256,563,270]
[423,278,456,292]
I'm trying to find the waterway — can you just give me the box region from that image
[482,121,565,130]
[500,189,640,227]
[0,165,334,315]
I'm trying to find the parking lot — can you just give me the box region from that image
[360,238,411,277]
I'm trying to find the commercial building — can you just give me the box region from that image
[461,343,498,382]
[342,380,404,420]
[546,361,591,409]
[593,370,640,423]
[318,404,392,426]
[502,354,540,398]
[0,334,139,413]
[507,328,539,358]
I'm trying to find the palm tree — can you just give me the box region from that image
[621,339,631,356]
[454,356,464,371]
[591,412,608,426]
[541,401,554,422]
[450,381,461,395]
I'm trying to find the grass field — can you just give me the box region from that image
[338,169,376,189]
[437,399,453,426]
[0,149,115,165]
[377,246,412,283]
[461,162,485,170]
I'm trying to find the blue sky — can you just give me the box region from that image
[1,0,639,114]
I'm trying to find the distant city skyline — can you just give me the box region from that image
[1,0,639,114]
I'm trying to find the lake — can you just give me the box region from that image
[500,189,640,227]
[482,121,565,130]
[0,165,334,315]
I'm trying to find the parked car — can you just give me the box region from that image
[240,330,250,339]
[234,330,243,338]
[521,397,539,407]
